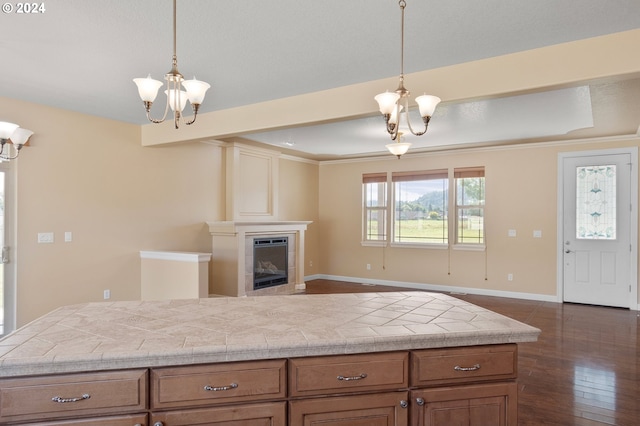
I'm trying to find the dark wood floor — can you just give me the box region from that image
[304,279,640,425]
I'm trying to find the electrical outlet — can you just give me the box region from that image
[366,264,371,270]
[103,289,111,300]
[507,273,513,281]
[309,260,313,267]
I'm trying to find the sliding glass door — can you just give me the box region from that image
[0,162,16,336]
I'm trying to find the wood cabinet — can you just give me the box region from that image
[150,359,286,410]
[411,383,517,426]
[151,401,286,426]
[0,369,147,425]
[287,345,516,426]
[290,391,409,425]
[410,344,518,426]
[289,351,409,397]
[149,359,287,426]
[410,344,517,387]
[22,414,148,425]
[0,344,518,425]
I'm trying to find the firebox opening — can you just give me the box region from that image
[253,237,288,290]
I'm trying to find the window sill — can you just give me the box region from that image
[361,241,387,247]
[453,244,486,251]
[390,242,449,250]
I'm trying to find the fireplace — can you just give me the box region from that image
[207,221,311,297]
[253,237,288,290]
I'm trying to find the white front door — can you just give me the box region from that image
[561,149,636,308]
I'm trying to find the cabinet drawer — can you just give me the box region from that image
[151,359,286,409]
[411,344,517,387]
[25,413,148,425]
[289,351,408,397]
[152,401,286,426]
[0,369,148,424]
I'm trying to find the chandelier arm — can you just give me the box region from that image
[404,113,429,137]
[143,80,172,124]
[145,104,169,124]
[184,104,200,126]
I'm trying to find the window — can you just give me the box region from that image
[363,173,387,242]
[392,170,448,244]
[575,165,616,239]
[455,167,485,244]
[362,167,485,247]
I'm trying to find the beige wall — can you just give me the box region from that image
[318,137,640,304]
[1,97,321,327]
[1,97,225,326]
[278,157,320,277]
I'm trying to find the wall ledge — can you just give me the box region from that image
[140,251,212,263]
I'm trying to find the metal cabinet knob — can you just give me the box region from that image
[416,397,425,406]
[400,399,409,408]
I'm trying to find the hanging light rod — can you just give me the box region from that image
[375,0,441,153]
[133,0,210,129]
[0,122,33,161]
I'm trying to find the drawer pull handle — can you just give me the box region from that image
[51,393,90,403]
[204,382,238,392]
[337,373,367,381]
[454,363,481,372]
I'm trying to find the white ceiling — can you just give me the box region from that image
[3,0,640,159]
[247,86,598,156]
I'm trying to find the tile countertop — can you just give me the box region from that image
[0,292,540,377]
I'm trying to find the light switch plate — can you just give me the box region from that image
[37,232,54,243]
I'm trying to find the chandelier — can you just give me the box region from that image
[0,122,34,161]
[375,0,440,156]
[133,0,210,129]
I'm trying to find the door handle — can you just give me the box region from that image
[1,246,9,264]
[565,249,573,254]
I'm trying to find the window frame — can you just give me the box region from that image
[454,167,486,248]
[391,169,449,248]
[362,172,389,246]
[361,167,486,251]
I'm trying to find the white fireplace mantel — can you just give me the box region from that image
[207,221,312,297]
[208,221,312,235]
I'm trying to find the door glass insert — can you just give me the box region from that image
[576,165,616,240]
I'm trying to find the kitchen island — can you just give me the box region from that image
[0,292,540,425]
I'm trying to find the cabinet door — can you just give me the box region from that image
[289,391,408,425]
[151,401,286,426]
[412,382,517,426]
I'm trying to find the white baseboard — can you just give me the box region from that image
[304,274,559,304]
